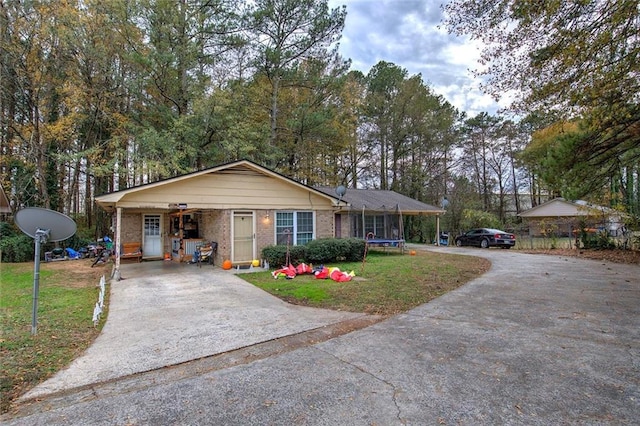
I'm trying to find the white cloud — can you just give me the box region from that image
[328,0,501,116]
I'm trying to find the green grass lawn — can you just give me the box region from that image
[241,250,490,316]
[0,261,106,413]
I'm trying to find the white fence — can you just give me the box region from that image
[92,275,106,327]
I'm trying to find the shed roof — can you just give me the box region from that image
[314,187,444,215]
[519,198,619,218]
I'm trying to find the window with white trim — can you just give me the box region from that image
[364,215,385,238]
[276,211,314,245]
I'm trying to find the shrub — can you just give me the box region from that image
[302,238,365,264]
[344,238,367,261]
[261,238,366,268]
[0,221,17,239]
[0,234,35,262]
[305,238,343,263]
[582,230,615,250]
[460,209,502,230]
[261,244,307,268]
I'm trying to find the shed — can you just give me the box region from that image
[0,185,11,218]
[518,198,626,237]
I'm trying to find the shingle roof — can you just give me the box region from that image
[519,197,623,218]
[314,187,443,215]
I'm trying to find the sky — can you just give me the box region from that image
[327,0,505,117]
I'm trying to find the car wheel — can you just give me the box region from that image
[455,239,463,247]
[480,239,489,248]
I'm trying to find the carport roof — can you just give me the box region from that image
[95,159,343,212]
[314,187,444,215]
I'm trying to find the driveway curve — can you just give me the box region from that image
[19,262,369,400]
[4,247,639,425]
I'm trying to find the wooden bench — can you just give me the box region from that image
[121,242,143,262]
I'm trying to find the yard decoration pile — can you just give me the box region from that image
[272,262,355,282]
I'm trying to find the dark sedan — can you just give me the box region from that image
[454,228,516,249]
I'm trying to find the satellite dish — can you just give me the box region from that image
[14,207,77,335]
[441,196,449,209]
[335,185,347,201]
[15,207,76,242]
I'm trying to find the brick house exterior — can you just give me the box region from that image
[95,160,443,278]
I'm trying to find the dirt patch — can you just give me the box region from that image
[40,259,111,288]
[521,248,640,265]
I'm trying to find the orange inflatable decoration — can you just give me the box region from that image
[222,259,232,270]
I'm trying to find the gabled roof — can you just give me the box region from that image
[95,159,343,212]
[314,187,444,215]
[519,198,620,218]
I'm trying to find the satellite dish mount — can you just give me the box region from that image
[14,208,77,335]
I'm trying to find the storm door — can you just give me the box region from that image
[143,215,162,257]
[232,211,255,263]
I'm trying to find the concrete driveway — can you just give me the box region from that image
[4,246,639,425]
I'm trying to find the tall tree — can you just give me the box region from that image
[0,0,76,210]
[443,0,640,206]
[244,0,346,168]
[280,57,350,184]
[459,113,502,212]
[363,61,407,189]
[330,70,366,188]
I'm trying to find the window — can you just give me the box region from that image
[276,211,314,245]
[364,215,385,238]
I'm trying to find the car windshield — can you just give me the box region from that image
[486,229,506,234]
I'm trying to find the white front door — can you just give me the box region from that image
[143,215,162,257]
[232,211,255,263]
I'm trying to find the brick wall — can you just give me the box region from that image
[315,210,334,238]
[200,210,227,265]
[255,209,273,261]
[121,212,142,244]
[119,208,342,265]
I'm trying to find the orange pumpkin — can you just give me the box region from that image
[409,250,417,256]
[222,259,233,270]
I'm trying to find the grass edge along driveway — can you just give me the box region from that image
[241,250,490,316]
[1,250,489,414]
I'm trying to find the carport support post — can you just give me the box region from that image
[436,214,440,246]
[114,207,122,281]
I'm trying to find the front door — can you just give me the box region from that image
[143,215,162,257]
[232,211,254,263]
